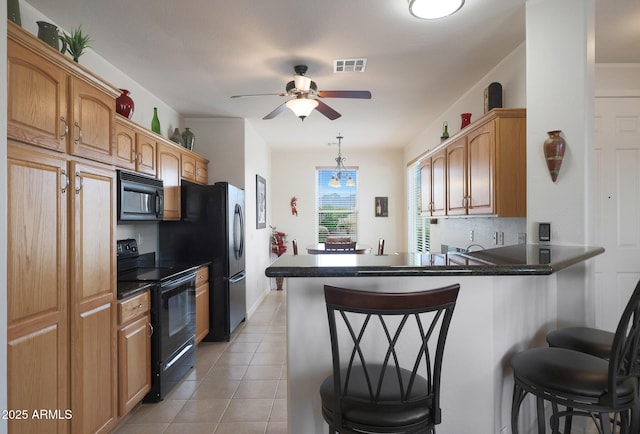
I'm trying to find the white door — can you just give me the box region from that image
[593,97,640,331]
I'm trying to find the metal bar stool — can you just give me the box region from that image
[511,279,640,434]
[320,283,460,434]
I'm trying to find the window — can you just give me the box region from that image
[407,162,430,252]
[317,168,358,242]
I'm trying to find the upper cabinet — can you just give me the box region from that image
[157,142,182,220]
[8,23,118,165]
[420,108,526,218]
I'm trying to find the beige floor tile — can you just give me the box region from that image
[233,380,278,399]
[250,352,285,365]
[206,364,249,380]
[232,333,265,343]
[173,399,230,423]
[215,352,256,366]
[111,423,170,433]
[125,399,187,424]
[220,399,273,422]
[165,380,199,400]
[275,380,287,398]
[243,364,283,380]
[163,422,217,434]
[265,421,287,434]
[226,341,260,353]
[269,399,287,422]
[256,341,286,353]
[213,422,267,434]
[191,378,240,400]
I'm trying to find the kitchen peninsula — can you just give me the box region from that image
[265,244,604,434]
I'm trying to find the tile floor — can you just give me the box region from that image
[113,289,287,434]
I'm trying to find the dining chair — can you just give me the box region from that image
[292,239,298,255]
[320,283,460,434]
[377,238,385,255]
[510,279,640,434]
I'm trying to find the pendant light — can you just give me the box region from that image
[328,134,355,188]
[408,0,464,19]
[286,96,318,121]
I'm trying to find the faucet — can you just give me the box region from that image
[465,244,485,252]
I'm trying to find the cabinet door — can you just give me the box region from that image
[7,40,68,152]
[181,152,196,181]
[69,77,116,165]
[157,143,182,220]
[195,158,209,185]
[7,146,69,434]
[419,158,432,216]
[69,162,117,434]
[446,137,467,216]
[467,121,495,215]
[115,120,136,171]
[431,149,447,216]
[118,314,151,416]
[195,282,210,344]
[135,132,157,176]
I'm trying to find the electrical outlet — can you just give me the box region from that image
[469,230,474,241]
[498,232,504,245]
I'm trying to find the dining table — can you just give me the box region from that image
[305,243,372,254]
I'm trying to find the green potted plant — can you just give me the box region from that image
[62,25,91,62]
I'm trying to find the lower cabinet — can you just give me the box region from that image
[195,266,210,344]
[117,291,152,416]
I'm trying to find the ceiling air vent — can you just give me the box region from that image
[333,58,367,73]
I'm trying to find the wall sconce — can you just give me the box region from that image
[543,130,566,182]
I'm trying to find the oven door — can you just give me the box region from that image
[159,272,196,366]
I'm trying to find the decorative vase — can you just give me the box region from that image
[37,21,66,53]
[543,130,566,182]
[116,89,135,119]
[151,107,160,134]
[182,128,195,151]
[275,276,284,291]
[170,128,184,146]
[440,121,449,142]
[8,0,21,26]
[460,113,472,129]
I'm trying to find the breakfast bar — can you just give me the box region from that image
[265,244,604,434]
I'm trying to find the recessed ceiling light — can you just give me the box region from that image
[408,0,465,20]
[334,58,367,73]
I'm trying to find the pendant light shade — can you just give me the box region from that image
[408,0,464,19]
[286,97,318,120]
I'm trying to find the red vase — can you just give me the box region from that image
[460,113,472,129]
[116,89,135,119]
[543,130,566,182]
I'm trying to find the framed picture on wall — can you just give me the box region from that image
[375,197,388,217]
[256,175,266,229]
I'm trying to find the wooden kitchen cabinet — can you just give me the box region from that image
[195,266,210,344]
[196,156,209,184]
[114,118,158,176]
[157,142,182,220]
[117,291,151,416]
[420,148,446,216]
[422,108,526,218]
[69,161,117,434]
[182,151,209,185]
[135,131,158,177]
[7,145,69,434]
[7,22,118,165]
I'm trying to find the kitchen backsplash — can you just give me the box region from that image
[116,223,159,255]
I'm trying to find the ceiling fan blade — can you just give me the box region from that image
[317,90,372,99]
[315,100,342,120]
[231,93,286,98]
[263,102,288,120]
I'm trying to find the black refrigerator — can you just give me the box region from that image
[159,181,246,341]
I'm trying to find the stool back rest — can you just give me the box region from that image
[292,239,298,255]
[608,279,640,404]
[324,284,460,423]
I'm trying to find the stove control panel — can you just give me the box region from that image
[117,238,139,259]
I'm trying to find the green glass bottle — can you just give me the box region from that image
[151,107,160,134]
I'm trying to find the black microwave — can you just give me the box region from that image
[117,170,164,221]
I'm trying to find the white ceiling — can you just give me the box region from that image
[24,0,640,151]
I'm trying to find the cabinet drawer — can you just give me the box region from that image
[196,266,209,283]
[118,291,150,325]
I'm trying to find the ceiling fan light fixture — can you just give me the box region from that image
[408,0,464,19]
[286,98,318,121]
[293,74,312,91]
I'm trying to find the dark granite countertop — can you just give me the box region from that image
[117,281,155,300]
[264,244,604,278]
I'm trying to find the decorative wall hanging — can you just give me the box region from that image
[543,130,566,182]
[290,197,298,216]
[256,175,266,229]
[375,197,388,217]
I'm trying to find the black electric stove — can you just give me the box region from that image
[116,238,197,402]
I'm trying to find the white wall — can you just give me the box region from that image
[405,43,528,252]
[595,64,640,96]
[270,148,404,254]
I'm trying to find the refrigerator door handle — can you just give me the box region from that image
[227,271,246,284]
[234,203,244,259]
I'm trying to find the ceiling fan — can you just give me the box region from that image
[230,65,372,121]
